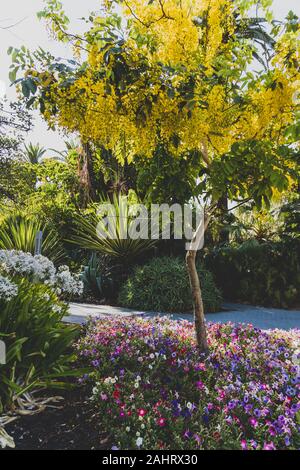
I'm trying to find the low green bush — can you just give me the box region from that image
[118,256,222,313]
[205,239,300,308]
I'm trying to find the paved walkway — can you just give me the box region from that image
[65,302,300,330]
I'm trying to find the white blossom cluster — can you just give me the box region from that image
[0,275,18,301]
[0,250,55,280]
[0,250,83,297]
[49,265,84,297]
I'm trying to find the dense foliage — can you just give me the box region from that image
[0,279,77,412]
[0,213,66,265]
[77,317,300,450]
[205,239,300,308]
[0,250,83,412]
[70,192,157,264]
[118,257,222,313]
[0,101,32,160]
[81,253,114,301]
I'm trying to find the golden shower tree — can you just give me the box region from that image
[11,0,300,352]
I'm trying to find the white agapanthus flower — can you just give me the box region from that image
[0,275,18,301]
[0,250,83,297]
[54,265,84,296]
[0,250,55,280]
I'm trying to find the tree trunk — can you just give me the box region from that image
[217,192,229,244]
[78,142,95,206]
[186,249,209,354]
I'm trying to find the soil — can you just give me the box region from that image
[5,387,111,450]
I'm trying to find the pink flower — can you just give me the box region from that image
[157,417,166,427]
[263,442,276,450]
[138,408,147,417]
[249,417,258,428]
[241,440,248,450]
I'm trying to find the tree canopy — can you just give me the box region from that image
[11,1,299,158]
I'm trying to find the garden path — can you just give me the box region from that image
[65,302,300,330]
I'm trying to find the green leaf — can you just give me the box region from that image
[26,96,37,109]
[27,78,37,94]
[9,69,17,83]
[21,80,30,98]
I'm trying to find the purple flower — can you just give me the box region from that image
[91,359,100,367]
[228,400,237,410]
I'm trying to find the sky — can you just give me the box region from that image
[0,0,300,154]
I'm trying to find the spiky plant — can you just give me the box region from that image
[23,143,47,164]
[0,213,66,264]
[70,193,156,264]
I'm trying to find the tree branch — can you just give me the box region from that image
[0,17,27,30]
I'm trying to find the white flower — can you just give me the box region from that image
[104,377,114,384]
[0,250,83,297]
[52,304,62,314]
[0,276,18,301]
[136,437,143,447]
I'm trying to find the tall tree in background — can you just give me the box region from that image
[0,101,32,159]
[11,0,300,352]
[0,101,33,201]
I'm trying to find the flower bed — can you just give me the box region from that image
[77,317,300,450]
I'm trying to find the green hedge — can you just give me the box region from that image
[118,256,222,313]
[205,239,300,308]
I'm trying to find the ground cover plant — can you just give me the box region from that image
[77,316,300,450]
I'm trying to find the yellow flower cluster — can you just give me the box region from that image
[27,0,299,161]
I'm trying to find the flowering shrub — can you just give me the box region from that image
[0,250,83,298]
[0,250,82,414]
[0,275,18,301]
[77,317,300,450]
